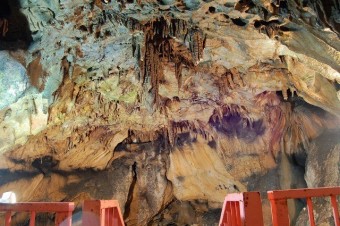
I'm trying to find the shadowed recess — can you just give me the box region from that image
[209,105,266,142]
[0,0,32,50]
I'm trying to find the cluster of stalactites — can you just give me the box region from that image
[281,106,330,156]
[256,92,336,158]
[139,17,205,107]
[123,119,213,149]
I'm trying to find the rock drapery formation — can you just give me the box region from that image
[0,0,339,225]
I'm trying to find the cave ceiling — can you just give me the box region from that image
[0,0,340,225]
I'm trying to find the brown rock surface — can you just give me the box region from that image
[0,0,339,225]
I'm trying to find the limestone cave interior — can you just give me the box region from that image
[0,0,339,225]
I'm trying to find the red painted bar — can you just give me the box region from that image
[270,198,289,226]
[219,192,264,226]
[306,197,315,226]
[0,202,74,226]
[82,200,125,226]
[0,202,75,212]
[268,187,340,226]
[267,187,340,199]
[29,211,36,226]
[235,202,241,226]
[5,211,11,226]
[331,195,340,226]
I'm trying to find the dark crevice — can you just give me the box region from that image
[208,6,216,13]
[276,90,328,115]
[31,155,59,176]
[254,19,281,28]
[231,17,248,26]
[123,161,137,219]
[335,82,340,91]
[0,0,33,50]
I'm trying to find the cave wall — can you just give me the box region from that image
[0,0,340,225]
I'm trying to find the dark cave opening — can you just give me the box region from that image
[335,82,340,91]
[0,0,32,50]
[275,90,328,115]
[231,17,248,26]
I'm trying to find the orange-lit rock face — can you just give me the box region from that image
[0,0,340,225]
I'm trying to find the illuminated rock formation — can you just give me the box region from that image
[0,0,339,225]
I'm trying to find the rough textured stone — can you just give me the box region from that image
[0,93,48,154]
[296,129,340,226]
[0,0,339,225]
[0,51,29,110]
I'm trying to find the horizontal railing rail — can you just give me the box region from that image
[267,187,340,226]
[0,202,75,226]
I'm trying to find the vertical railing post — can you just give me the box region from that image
[235,202,241,226]
[113,207,124,226]
[219,192,264,226]
[100,208,105,225]
[5,211,11,226]
[83,200,101,226]
[331,195,340,226]
[306,197,315,226]
[226,201,232,225]
[242,192,264,226]
[109,208,114,226]
[105,208,111,226]
[83,200,125,226]
[230,202,237,226]
[268,198,290,226]
[29,211,36,226]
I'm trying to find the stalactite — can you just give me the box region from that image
[281,106,330,156]
[231,68,245,87]
[168,120,213,146]
[174,57,182,89]
[104,13,205,108]
[141,29,164,106]
[220,69,245,90]
[209,104,266,143]
[106,10,142,31]
[267,104,288,158]
[282,87,288,100]
[226,72,236,89]
[189,30,204,63]
[209,104,250,124]
[123,126,176,147]
[139,17,204,107]
[169,39,195,67]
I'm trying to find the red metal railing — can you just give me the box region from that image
[268,187,340,226]
[82,200,125,226]
[219,192,264,226]
[0,202,75,226]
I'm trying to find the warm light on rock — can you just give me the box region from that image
[0,0,339,225]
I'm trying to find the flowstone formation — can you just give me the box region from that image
[0,0,339,225]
